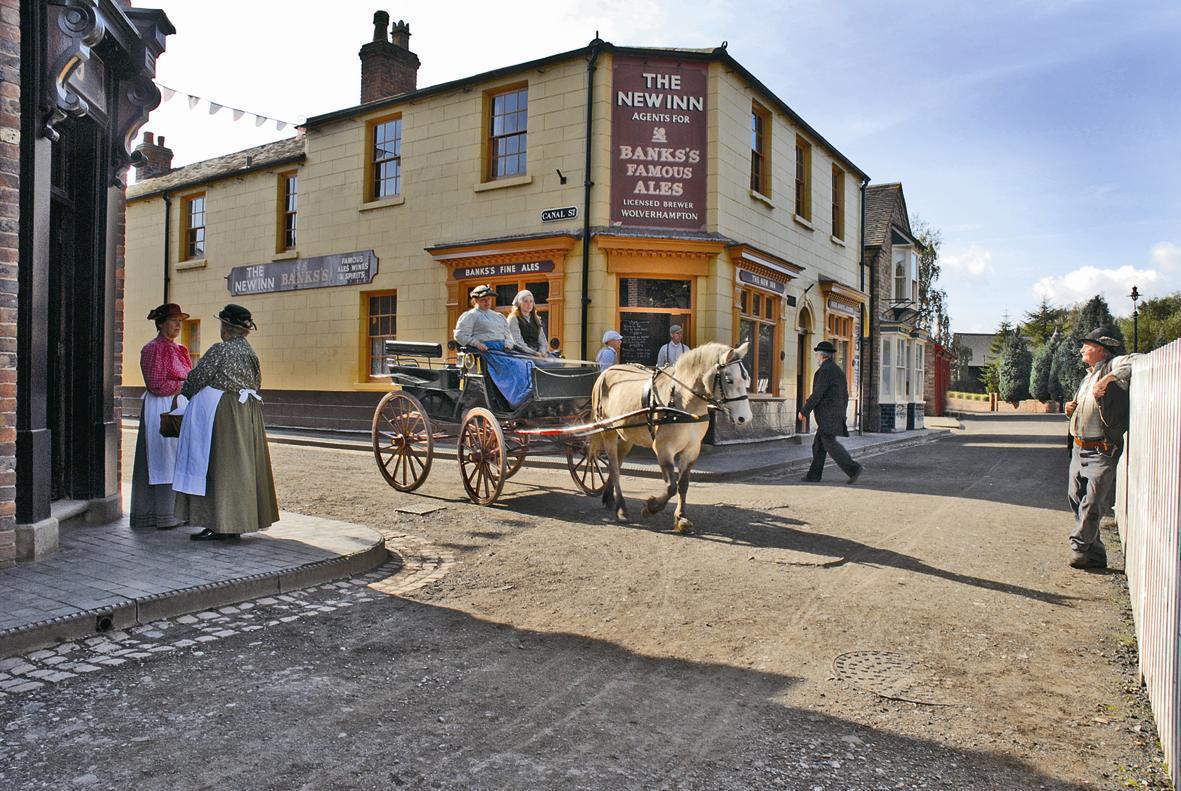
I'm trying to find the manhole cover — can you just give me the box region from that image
[394,503,447,516]
[832,651,955,706]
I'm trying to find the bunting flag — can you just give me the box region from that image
[153,81,300,132]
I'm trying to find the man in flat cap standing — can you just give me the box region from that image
[656,324,689,368]
[1064,326,1136,570]
[798,340,863,484]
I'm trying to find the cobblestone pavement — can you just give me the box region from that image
[0,529,453,698]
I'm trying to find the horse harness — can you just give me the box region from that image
[634,359,750,438]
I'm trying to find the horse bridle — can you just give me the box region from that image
[653,358,750,417]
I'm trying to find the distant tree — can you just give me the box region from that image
[1077,295,1123,347]
[1023,297,1066,347]
[1053,294,1120,399]
[1116,291,1181,352]
[1029,333,1057,401]
[999,330,1032,404]
[912,218,953,347]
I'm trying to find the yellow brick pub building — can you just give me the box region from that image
[123,14,870,440]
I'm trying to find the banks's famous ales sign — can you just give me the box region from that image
[610,56,708,231]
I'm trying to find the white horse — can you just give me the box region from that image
[589,342,752,532]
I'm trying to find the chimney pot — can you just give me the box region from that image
[133,131,174,180]
[158,136,165,146]
[143,131,154,145]
[372,10,390,42]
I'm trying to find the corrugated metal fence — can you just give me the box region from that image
[1116,338,1181,788]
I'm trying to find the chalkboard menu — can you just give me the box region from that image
[619,313,689,365]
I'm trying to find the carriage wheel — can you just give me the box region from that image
[459,408,507,505]
[566,438,609,495]
[505,438,528,479]
[372,391,434,492]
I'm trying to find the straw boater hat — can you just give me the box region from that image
[217,303,257,330]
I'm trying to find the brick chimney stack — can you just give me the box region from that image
[133,131,173,181]
[359,11,420,104]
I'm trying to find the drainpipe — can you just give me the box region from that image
[580,38,603,360]
[859,176,870,434]
[162,192,172,302]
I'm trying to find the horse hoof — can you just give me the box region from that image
[645,497,666,515]
[674,518,694,534]
[616,509,630,523]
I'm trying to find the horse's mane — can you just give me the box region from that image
[672,342,732,377]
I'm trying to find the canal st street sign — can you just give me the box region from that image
[226,250,378,296]
[452,260,555,280]
[541,206,578,222]
[736,268,788,296]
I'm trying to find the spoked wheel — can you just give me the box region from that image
[458,408,507,505]
[505,437,528,479]
[566,437,609,495]
[372,391,434,491]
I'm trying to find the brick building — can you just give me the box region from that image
[860,183,929,431]
[123,14,875,441]
[1,0,172,565]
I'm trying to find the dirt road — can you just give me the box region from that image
[0,414,1167,789]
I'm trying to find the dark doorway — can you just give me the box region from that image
[796,332,807,433]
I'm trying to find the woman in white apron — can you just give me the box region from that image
[174,304,279,541]
[130,303,192,529]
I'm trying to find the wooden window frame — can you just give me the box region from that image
[895,338,907,402]
[276,170,298,252]
[485,82,529,181]
[735,285,781,396]
[615,276,694,366]
[881,336,893,396]
[750,102,771,197]
[830,164,845,239]
[365,114,403,202]
[180,191,206,261]
[362,290,399,379]
[180,319,201,363]
[893,248,908,302]
[914,341,925,402]
[827,312,855,394]
[794,136,812,220]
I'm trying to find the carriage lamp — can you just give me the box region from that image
[1129,285,1140,352]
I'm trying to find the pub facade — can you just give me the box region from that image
[122,16,869,440]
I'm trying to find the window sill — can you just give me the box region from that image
[792,214,814,231]
[830,235,846,247]
[474,174,533,193]
[273,250,299,261]
[748,189,774,209]
[177,258,207,271]
[360,195,405,212]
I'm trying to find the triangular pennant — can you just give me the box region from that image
[159,85,176,102]
[187,95,199,110]
[275,121,287,131]
[232,108,245,121]
[208,102,223,115]
[253,115,267,127]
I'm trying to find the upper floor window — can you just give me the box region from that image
[831,164,845,239]
[794,136,812,220]
[278,171,297,251]
[750,102,771,197]
[893,247,919,302]
[181,192,205,260]
[368,115,402,200]
[487,85,528,180]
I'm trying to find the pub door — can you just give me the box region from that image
[46,119,102,502]
[796,332,807,433]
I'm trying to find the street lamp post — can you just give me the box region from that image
[1129,285,1140,352]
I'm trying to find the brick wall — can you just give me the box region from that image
[0,0,18,568]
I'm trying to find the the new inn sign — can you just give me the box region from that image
[226,250,379,296]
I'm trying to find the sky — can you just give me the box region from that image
[135,0,1181,333]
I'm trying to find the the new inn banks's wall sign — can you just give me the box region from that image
[227,250,378,296]
[610,56,708,232]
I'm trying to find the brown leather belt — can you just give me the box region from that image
[1074,437,1113,452]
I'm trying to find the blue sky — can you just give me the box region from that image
[139,0,1181,332]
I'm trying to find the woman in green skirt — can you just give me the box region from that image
[173,304,279,541]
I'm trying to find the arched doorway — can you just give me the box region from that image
[796,303,814,432]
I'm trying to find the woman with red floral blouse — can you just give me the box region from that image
[130,303,192,529]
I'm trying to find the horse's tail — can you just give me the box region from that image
[588,372,610,458]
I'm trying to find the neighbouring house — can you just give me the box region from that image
[952,332,997,393]
[1,1,173,564]
[860,183,929,431]
[923,342,956,417]
[122,13,875,442]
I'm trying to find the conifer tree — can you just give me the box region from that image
[1029,333,1057,402]
[999,330,1032,404]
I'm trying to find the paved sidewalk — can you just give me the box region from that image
[0,509,387,657]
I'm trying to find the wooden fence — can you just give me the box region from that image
[1115,338,1181,787]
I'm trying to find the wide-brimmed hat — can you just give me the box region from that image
[147,303,189,323]
[470,284,494,299]
[217,303,257,330]
[669,324,683,335]
[813,340,836,354]
[1081,326,1122,352]
[603,330,623,344]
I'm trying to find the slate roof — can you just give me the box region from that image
[864,183,911,248]
[127,136,306,200]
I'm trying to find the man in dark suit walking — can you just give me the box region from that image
[798,340,863,484]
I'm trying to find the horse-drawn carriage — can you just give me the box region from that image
[371,339,753,530]
[370,341,610,505]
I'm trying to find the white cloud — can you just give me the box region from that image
[942,245,994,279]
[1152,242,1181,271]
[1031,265,1162,307]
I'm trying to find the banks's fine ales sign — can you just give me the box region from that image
[610,56,708,231]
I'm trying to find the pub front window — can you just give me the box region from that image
[617,278,691,366]
[737,286,780,395]
[366,291,398,376]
